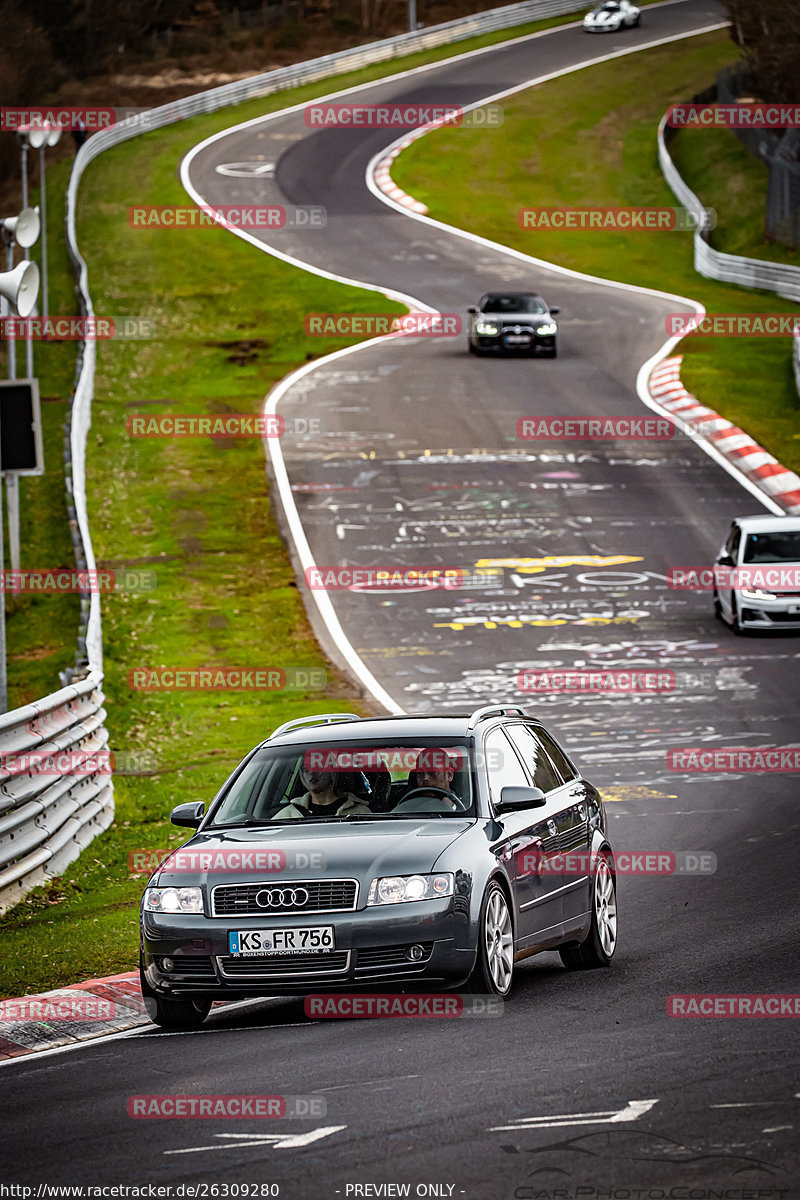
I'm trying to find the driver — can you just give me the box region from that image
[392,750,461,813]
[273,764,371,820]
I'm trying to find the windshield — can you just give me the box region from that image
[209,740,476,825]
[480,295,548,315]
[742,531,800,563]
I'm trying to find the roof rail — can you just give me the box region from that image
[268,713,362,740]
[466,704,528,731]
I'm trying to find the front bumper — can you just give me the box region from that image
[738,597,800,630]
[141,898,475,997]
[472,333,556,353]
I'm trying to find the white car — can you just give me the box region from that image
[583,0,641,31]
[713,515,800,634]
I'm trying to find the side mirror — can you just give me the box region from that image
[716,553,734,567]
[170,801,205,828]
[495,785,546,814]
[466,305,479,314]
[549,306,560,315]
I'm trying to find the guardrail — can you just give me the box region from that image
[65,0,585,168]
[0,676,113,911]
[658,115,800,306]
[2,0,585,909]
[3,0,586,912]
[0,250,111,912]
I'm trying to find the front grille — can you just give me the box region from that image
[217,951,350,979]
[211,879,358,917]
[164,955,215,977]
[357,943,434,969]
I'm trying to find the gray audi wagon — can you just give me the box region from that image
[140,706,617,1027]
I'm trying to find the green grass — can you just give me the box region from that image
[671,126,799,266]
[3,10,791,1001]
[2,3,617,999]
[0,0,624,720]
[391,31,800,473]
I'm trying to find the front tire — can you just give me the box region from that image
[469,882,514,997]
[559,852,617,969]
[140,965,211,1029]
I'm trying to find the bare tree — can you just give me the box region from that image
[724,0,800,102]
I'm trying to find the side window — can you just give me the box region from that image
[484,728,530,808]
[505,725,562,793]
[536,729,578,783]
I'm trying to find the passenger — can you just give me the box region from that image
[273,765,371,819]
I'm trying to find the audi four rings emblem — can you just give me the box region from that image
[255,886,310,908]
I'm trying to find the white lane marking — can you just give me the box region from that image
[763,1126,793,1133]
[712,1102,790,1108]
[489,1098,659,1131]
[216,161,275,176]
[165,1126,347,1154]
[315,1073,421,1092]
[180,7,735,717]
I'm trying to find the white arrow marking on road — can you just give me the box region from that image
[165,1126,347,1154]
[489,1098,658,1132]
[215,162,275,177]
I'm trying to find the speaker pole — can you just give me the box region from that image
[39,143,49,323]
[19,134,34,378]
[3,241,17,381]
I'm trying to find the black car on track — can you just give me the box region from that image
[140,706,616,1027]
[466,292,559,357]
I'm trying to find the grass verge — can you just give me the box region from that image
[670,125,799,266]
[0,9,769,1001]
[2,2,625,999]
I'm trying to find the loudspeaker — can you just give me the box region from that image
[16,124,61,149]
[1,208,40,249]
[0,261,39,317]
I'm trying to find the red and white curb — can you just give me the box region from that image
[0,971,149,1060]
[373,133,430,214]
[649,356,800,515]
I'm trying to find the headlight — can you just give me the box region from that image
[475,321,499,335]
[740,588,777,601]
[144,886,203,914]
[537,323,557,335]
[367,873,454,905]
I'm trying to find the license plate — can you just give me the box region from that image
[505,334,530,344]
[228,927,335,956]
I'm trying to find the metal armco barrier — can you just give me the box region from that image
[0,676,112,912]
[659,114,800,400]
[658,116,800,306]
[3,0,584,913]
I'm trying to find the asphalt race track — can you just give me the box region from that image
[4,2,800,1196]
